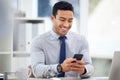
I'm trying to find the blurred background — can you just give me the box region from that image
[0,0,120,77]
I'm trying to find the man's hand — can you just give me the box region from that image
[60,58,76,72]
[71,60,86,75]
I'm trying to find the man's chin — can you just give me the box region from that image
[60,33,67,36]
[59,31,68,36]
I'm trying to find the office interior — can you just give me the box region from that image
[0,0,120,78]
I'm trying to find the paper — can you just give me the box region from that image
[50,78,61,80]
[0,73,4,77]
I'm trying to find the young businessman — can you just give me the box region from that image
[31,1,94,78]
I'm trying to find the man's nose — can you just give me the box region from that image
[63,21,69,27]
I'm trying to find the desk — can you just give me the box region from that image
[29,77,81,80]
[29,77,108,80]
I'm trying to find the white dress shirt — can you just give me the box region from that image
[31,30,94,78]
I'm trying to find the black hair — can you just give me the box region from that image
[52,1,74,17]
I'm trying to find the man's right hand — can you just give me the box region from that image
[60,58,76,72]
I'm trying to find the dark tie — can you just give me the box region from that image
[58,36,66,77]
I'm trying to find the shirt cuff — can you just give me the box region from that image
[81,64,94,78]
[52,64,59,74]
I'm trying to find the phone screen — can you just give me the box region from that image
[72,54,83,63]
[73,54,83,60]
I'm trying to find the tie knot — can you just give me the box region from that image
[59,36,66,40]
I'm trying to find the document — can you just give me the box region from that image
[0,73,3,77]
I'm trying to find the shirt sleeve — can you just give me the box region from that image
[30,37,59,78]
[79,36,94,78]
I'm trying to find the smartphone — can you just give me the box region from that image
[72,54,83,63]
[73,54,83,60]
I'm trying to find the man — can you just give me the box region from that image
[31,1,94,78]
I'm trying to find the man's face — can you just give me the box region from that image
[51,10,74,36]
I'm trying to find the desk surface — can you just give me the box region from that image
[29,77,81,80]
[29,77,108,80]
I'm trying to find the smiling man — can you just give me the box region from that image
[31,1,94,78]
[51,10,73,36]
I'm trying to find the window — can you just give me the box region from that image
[88,0,120,58]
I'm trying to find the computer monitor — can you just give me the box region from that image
[109,51,120,80]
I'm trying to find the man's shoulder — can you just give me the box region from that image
[68,31,85,39]
[32,31,51,41]
[67,31,88,44]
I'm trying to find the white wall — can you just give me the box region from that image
[18,0,37,17]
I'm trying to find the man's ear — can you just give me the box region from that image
[51,15,54,20]
[51,15,55,22]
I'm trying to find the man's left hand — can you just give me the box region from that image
[71,60,86,75]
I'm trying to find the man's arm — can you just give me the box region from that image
[77,36,94,78]
[30,37,59,78]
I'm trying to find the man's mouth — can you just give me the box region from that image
[61,27,68,31]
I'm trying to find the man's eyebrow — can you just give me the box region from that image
[59,17,73,20]
[69,18,73,20]
[59,17,66,19]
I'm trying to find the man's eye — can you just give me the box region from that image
[61,20,65,21]
[59,19,65,21]
[69,20,73,22]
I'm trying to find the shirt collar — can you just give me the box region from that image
[50,30,60,40]
[50,30,68,40]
